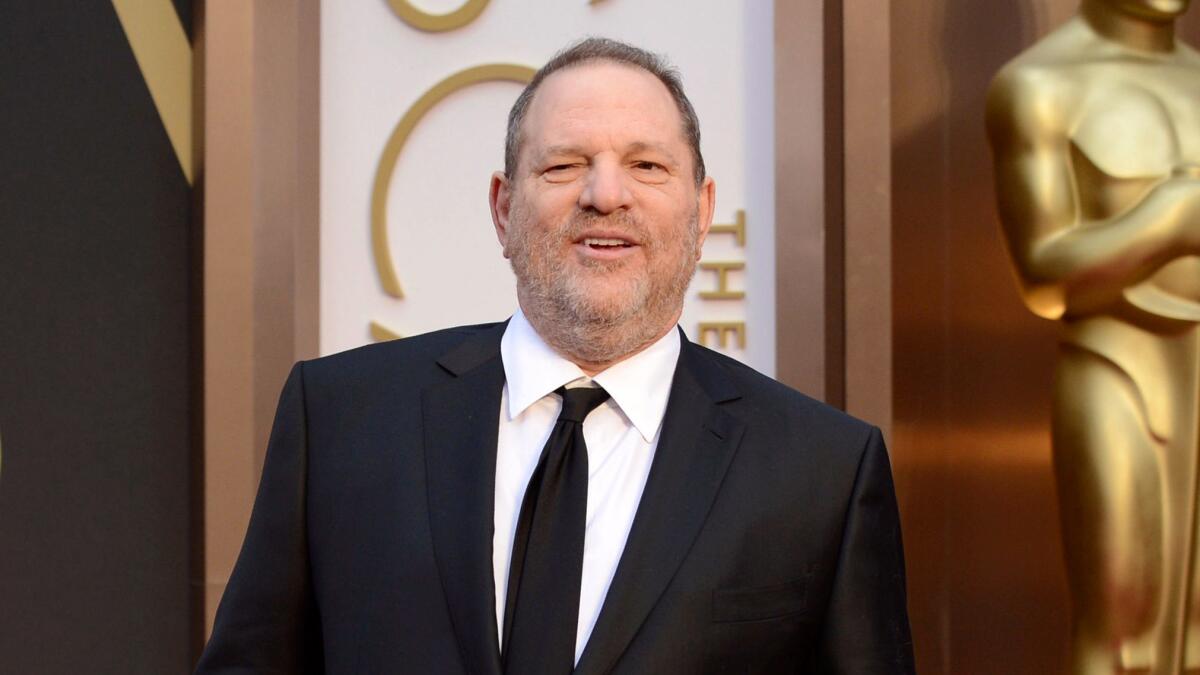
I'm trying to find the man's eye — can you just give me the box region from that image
[546,164,577,173]
[633,161,664,172]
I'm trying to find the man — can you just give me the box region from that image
[197,38,914,674]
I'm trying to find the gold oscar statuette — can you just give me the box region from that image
[987,1,1200,672]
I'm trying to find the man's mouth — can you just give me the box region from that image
[582,237,634,250]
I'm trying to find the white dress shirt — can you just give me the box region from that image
[494,309,681,665]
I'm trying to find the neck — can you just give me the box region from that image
[520,303,680,376]
[1081,0,1180,53]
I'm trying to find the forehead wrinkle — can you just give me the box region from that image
[626,141,680,162]
[521,62,691,170]
[535,113,684,157]
[537,144,588,160]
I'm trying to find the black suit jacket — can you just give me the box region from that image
[195,322,914,674]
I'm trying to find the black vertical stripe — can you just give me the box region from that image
[0,1,194,673]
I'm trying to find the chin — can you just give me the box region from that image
[565,285,647,326]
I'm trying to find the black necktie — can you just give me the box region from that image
[503,385,611,674]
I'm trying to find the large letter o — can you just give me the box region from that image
[387,0,490,32]
[370,64,536,298]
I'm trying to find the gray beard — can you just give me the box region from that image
[507,209,698,366]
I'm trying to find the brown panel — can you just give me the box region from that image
[889,1,1075,672]
[295,0,321,364]
[190,1,206,659]
[775,0,842,403]
[251,0,322,472]
[201,0,321,641]
[842,0,892,438]
[203,0,257,637]
[823,0,846,408]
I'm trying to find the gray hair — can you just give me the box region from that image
[504,37,706,186]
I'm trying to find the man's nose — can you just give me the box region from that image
[579,158,633,214]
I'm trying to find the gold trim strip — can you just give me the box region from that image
[111,0,194,184]
[370,63,536,298]
[369,321,403,342]
[387,0,490,32]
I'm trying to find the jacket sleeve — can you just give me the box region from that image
[814,427,915,674]
[194,363,324,674]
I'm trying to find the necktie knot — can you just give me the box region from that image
[556,386,610,423]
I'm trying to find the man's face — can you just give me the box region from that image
[490,61,715,354]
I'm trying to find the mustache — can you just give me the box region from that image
[561,209,650,245]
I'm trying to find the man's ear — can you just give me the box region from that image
[490,171,513,257]
[693,176,716,259]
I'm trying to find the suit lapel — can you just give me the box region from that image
[574,339,746,675]
[423,324,507,675]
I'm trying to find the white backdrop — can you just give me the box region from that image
[321,0,775,375]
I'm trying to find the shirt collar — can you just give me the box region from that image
[500,308,681,443]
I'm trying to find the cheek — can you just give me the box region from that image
[525,182,580,212]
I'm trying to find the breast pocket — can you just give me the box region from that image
[712,577,809,623]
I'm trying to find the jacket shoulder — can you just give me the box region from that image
[299,321,503,389]
[690,342,876,444]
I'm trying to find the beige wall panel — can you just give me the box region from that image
[889,1,1074,672]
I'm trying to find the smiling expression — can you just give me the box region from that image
[490,60,715,367]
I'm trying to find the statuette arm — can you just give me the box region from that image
[987,70,1200,319]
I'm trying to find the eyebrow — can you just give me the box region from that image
[537,142,680,163]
